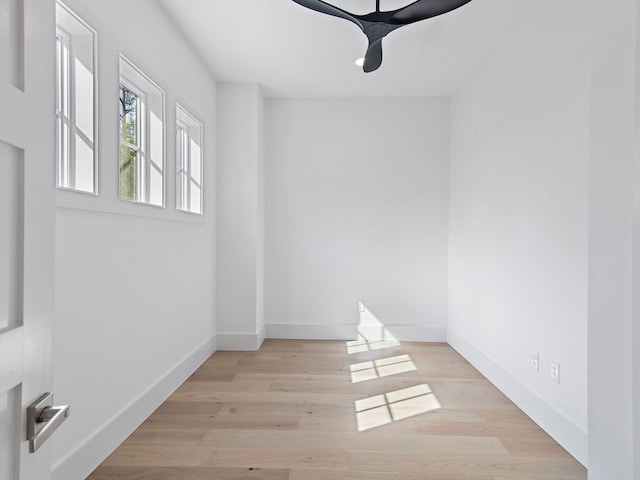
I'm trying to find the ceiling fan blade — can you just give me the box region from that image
[389,0,473,25]
[292,0,363,30]
[363,39,383,73]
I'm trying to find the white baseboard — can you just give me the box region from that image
[447,328,588,466]
[266,323,447,342]
[267,323,357,340]
[217,331,265,351]
[52,334,217,480]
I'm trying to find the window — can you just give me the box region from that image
[118,55,164,206]
[176,105,203,214]
[55,2,97,193]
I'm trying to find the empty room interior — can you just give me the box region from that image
[1,0,640,479]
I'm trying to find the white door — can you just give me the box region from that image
[1,0,57,479]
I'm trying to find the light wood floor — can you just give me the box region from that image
[88,339,587,480]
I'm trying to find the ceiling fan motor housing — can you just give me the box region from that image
[292,0,474,72]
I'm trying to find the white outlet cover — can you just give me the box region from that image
[530,352,539,371]
[550,362,560,383]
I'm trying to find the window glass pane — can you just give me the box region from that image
[148,108,164,206]
[119,83,139,201]
[75,56,94,143]
[189,136,202,214]
[190,138,201,184]
[56,35,63,184]
[74,133,94,192]
[149,164,163,206]
[177,125,187,209]
[56,33,69,187]
[190,182,202,215]
[119,145,136,201]
[119,85,137,145]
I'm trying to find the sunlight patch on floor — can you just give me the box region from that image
[347,338,401,354]
[349,354,417,383]
[355,384,441,431]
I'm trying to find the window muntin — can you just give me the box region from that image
[176,104,203,215]
[118,55,165,207]
[55,2,97,194]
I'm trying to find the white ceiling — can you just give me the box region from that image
[158,0,518,97]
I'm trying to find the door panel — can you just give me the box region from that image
[0,0,23,89]
[0,387,20,480]
[0,142,22,333]
[0,0,56,478]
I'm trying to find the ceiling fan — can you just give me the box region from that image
[292,0,473,73]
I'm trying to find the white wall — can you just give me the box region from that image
[448,0,589,464]
[52,1,216,478]
[635,2,640,471]
[587,0,639,478]
[265,98,450,341]
[216,84,266,350]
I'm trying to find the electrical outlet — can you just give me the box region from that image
[550,362,560,384]
[530,352,539,371]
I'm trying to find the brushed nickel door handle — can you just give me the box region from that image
[27,392,70,453]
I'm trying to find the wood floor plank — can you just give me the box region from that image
[426,379,519,410]
[229,364,350,375]
[210,447,349,471]
[87,339,586,480]
[499,437,580,457]
[269,378,432,395]
[199,429,510,456]
[217,401,354,418]
[290,471,493,480]
[492,475,585,480]
[88,466,290,480]
[414,419,549,439]
[298,414,387,433]
[125,428,205,446]
[139,413,300,431]
[234,373,353,384]
[187,369,238,382]
[152,400,224,415]
[349,452,586,477]
[174,378,273,393]
[168,388,359,406]
[99,445,216,467]
[253,341,305,353]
